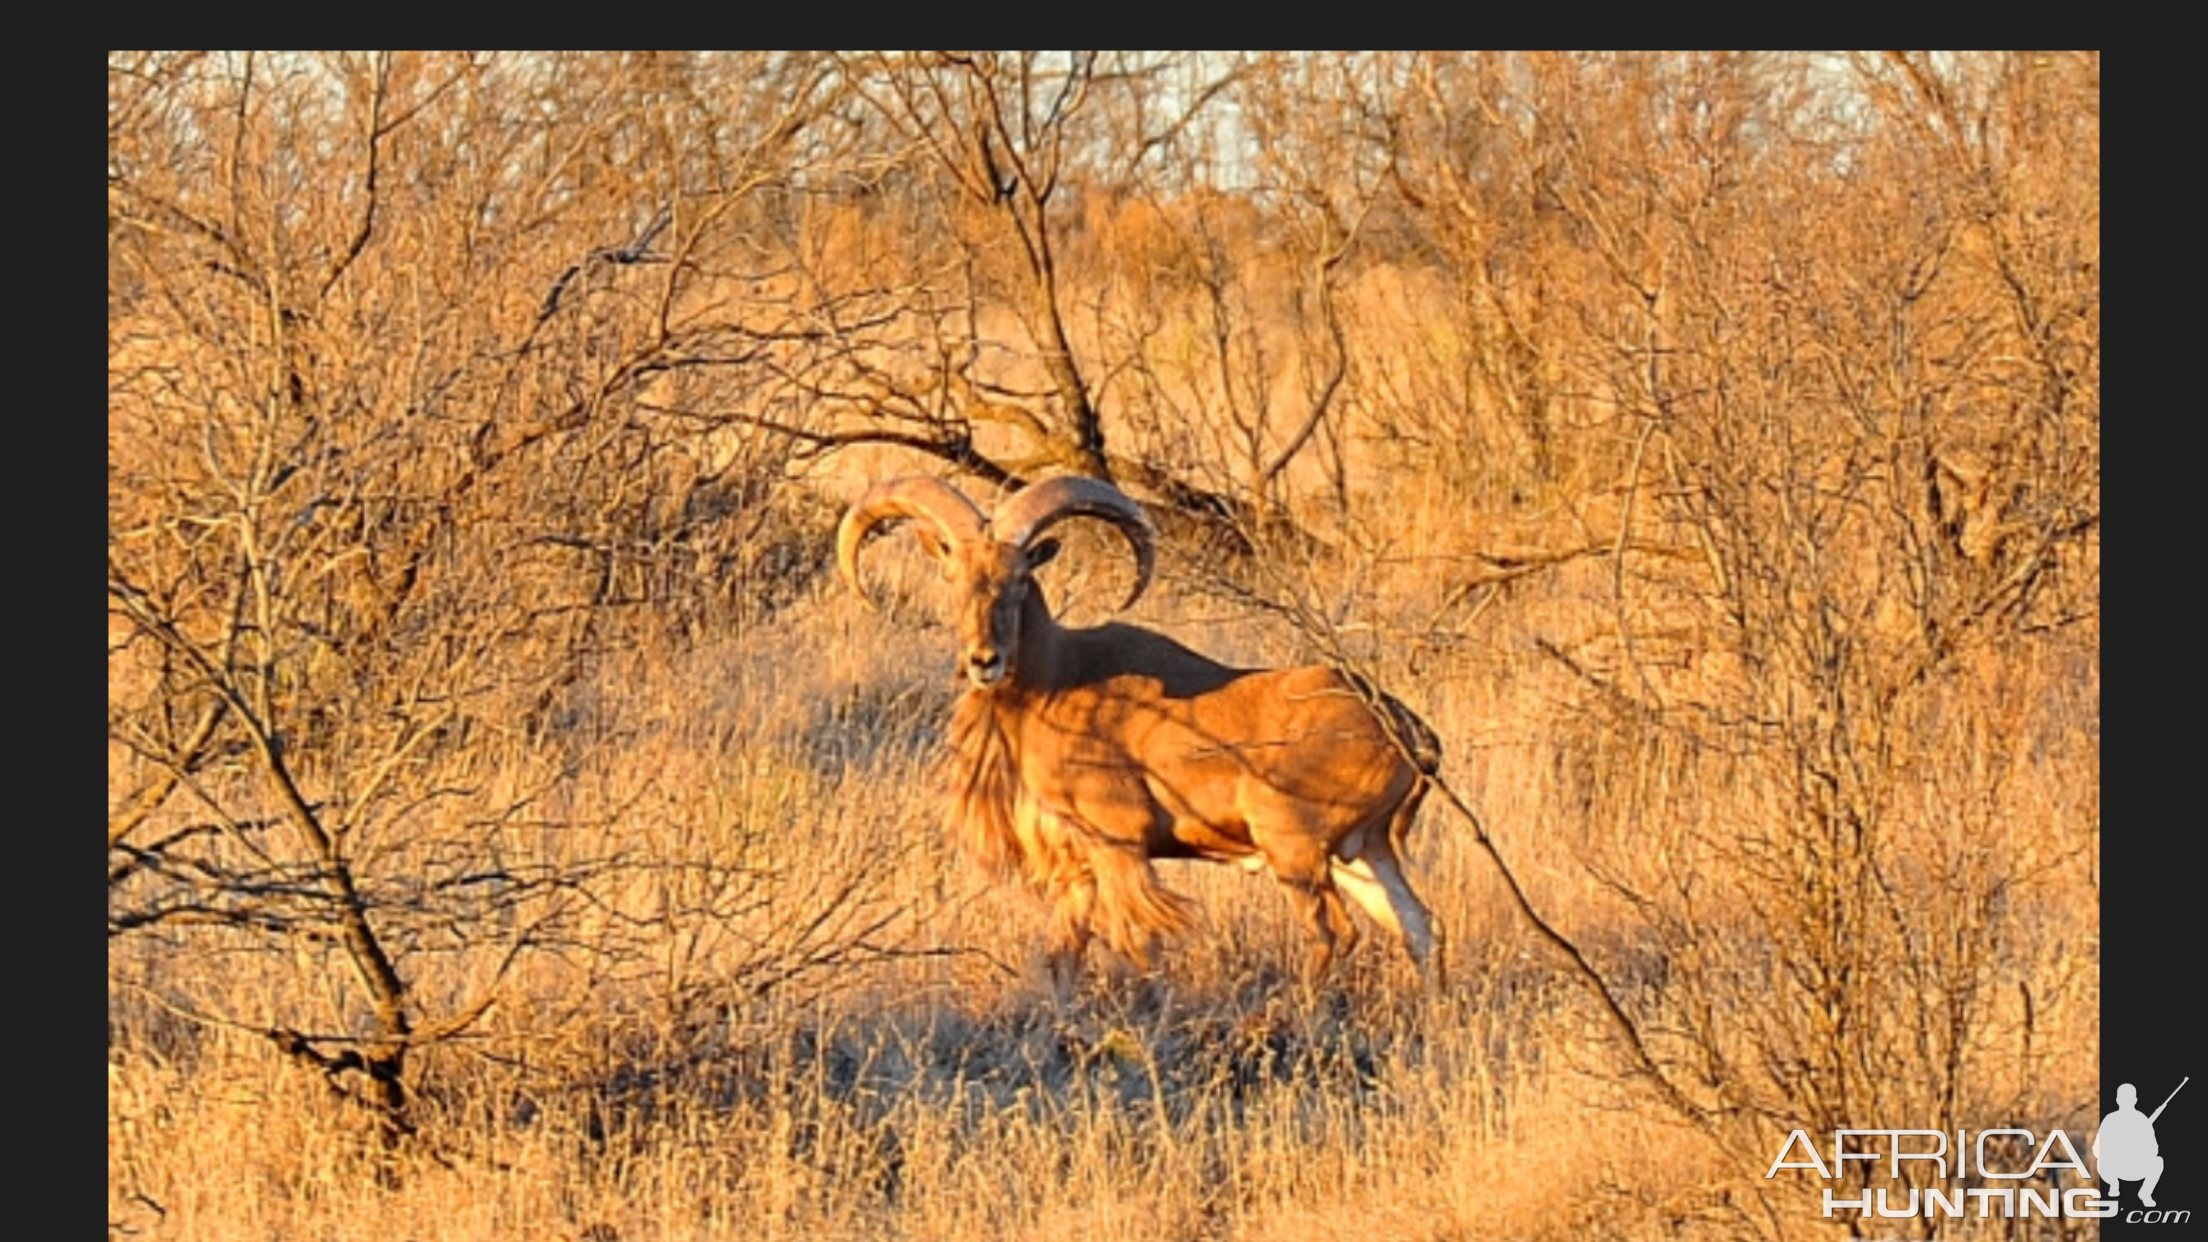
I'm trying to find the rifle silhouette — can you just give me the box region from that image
[2149,1077,2188,1125]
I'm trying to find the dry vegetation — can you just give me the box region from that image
[109,52,2098,1240]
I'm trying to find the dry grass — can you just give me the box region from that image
[108,478,2097,1240]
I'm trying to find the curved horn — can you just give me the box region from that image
[837,477,988,601]
[991,475,1157,611]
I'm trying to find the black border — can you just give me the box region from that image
[2102,782,2188,1235]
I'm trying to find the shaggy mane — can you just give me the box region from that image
[941,690,1195,963]
[943,691,1022,881]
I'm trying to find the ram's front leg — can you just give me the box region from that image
[1044,874,1097,1008]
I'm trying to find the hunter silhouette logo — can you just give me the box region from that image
[2098,1077,2185,1208]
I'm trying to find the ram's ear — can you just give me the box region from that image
[1025,537,1062,570]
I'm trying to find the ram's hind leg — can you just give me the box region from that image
[1331,790,1443,986]
[1333,861,1439,985]
[1257,836,1359,987]
[1330,852,1439,980]
[1270,874,1357,990]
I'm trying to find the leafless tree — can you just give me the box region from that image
[107,50,915,1153]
